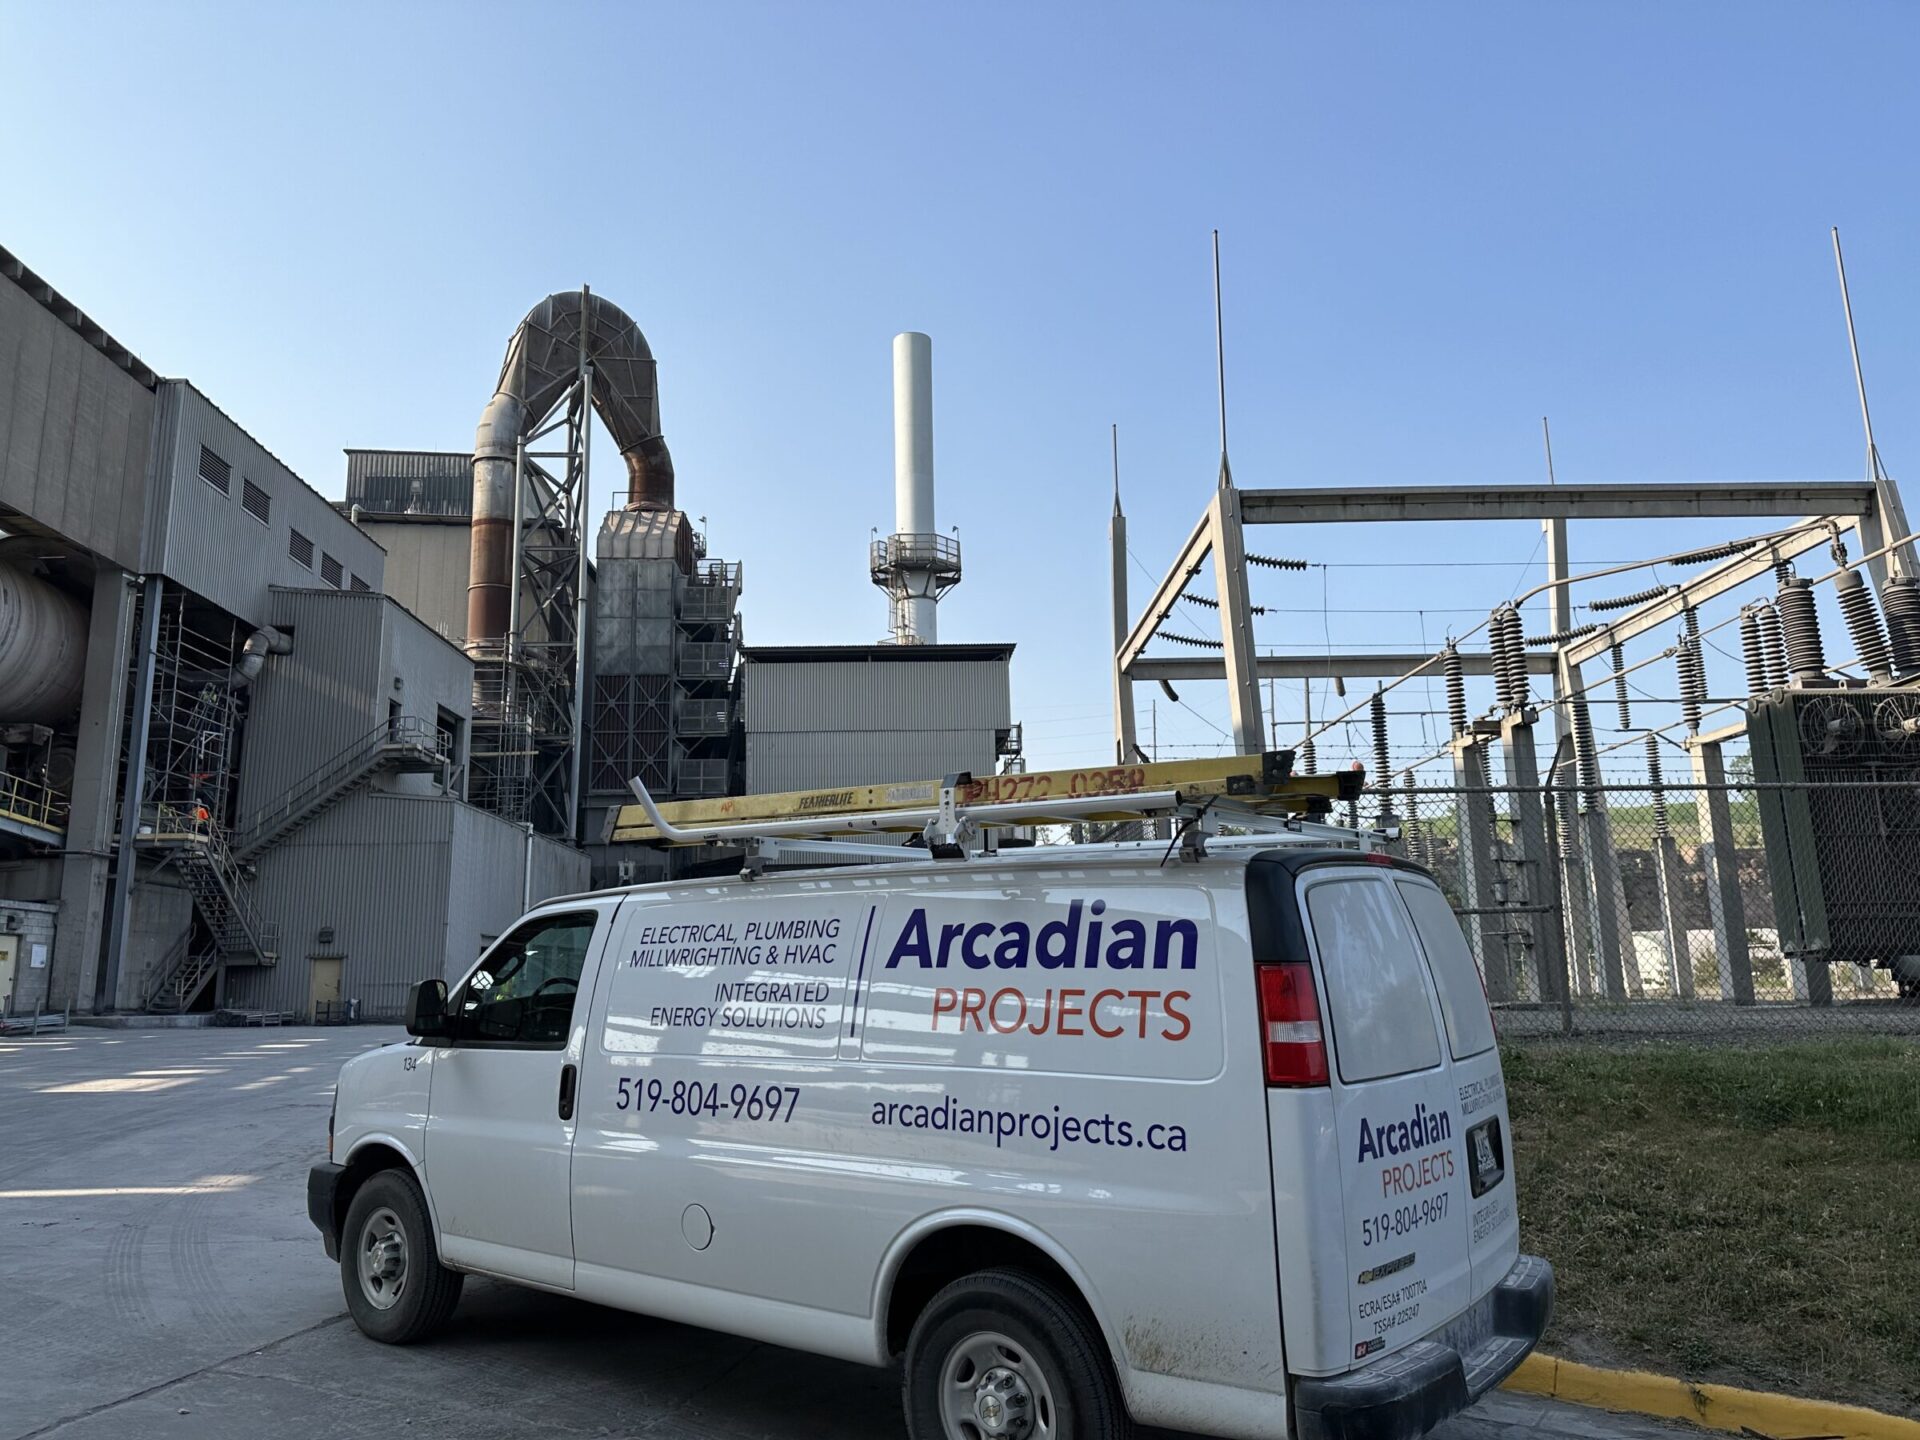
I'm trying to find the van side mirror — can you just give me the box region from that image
[405,978,450,1039]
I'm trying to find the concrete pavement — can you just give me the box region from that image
[0,1026,1689,1440]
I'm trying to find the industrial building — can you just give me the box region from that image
[739,643,1017,794]
[0,247,587,1021]
[0,240,1016,1019]
[353,322,1014,892]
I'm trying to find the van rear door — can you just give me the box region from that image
[1298,866,1475,1365]
[1392,874,1518,1298]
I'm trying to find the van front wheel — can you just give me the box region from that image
[904,1268,1132,1440]
[340,1169,462,1344]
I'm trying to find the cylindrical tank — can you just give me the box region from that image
[892,331,937,644]
[0,561,87,724]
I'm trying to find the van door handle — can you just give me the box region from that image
[558,1062,578,1122]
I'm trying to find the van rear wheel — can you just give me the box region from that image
[340,1169,463,1344]
[904,1268,1132,1440]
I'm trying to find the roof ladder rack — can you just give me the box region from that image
[625,761,1391,877]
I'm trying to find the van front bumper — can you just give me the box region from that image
[1292,1255,1554,1440]
[307,1162,347,1261]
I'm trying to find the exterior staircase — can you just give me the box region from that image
[136,813,276,1014]
[140,716,447,1014]
[170,817,279,963]
[144,934,220,1014]
[230,716,446,860]
[138,818,277,1016]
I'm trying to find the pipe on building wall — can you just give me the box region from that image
[0,560,88,724]
[468,291,675,647]
[232,625,292,685]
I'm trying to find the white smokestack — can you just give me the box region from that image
[893,331,937,643]
[874,331,961,644]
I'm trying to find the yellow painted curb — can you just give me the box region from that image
[1502,1352,1920,1440]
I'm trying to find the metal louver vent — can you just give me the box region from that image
[288,529,314,569]
[349,575,371,593]
[321,553,344,589]
[241,477,270,524]
[198,445,231,493]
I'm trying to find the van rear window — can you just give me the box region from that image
[1396,879,1497,1059]
[1303,875,1441,1084]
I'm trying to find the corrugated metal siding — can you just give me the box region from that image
[344,450,472,517]
[446,800,526,970]
[153,384,385,626]
[234,791,591,1018]
[740,654,1011,792]
[744,658,1011,732]
[236,791,456,1017]
[445,803,592,971]
[236,589,385,815]
[0,275,156,570]
[361,520,470,644]
[236,589,476,816]
[379,599,474,793]
[529,832,592,904]
[745,729,1000,792]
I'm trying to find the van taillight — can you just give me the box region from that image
[1257,962,1329,1087]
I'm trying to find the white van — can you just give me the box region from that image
[310,832,1550,1440]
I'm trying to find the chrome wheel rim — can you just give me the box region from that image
[356,1206,409,1311]
[939,1330,1054,1440]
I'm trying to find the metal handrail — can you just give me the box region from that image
[201,824,269,946]
[0,771,71,832]
[144,803,280,960]
[677,641,734,677]
[678,587,736,620]
[142,932,194,1008]
[872,532,962,577]
[231,715,443,855]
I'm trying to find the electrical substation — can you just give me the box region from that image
[1110,239,1920,1027]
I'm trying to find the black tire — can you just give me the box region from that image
[340,1168,463,1344]
[904,1267,1133,1440]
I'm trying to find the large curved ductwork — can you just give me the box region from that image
[0,559,88,724]
[231,625,292,686]
[467,291,676,647]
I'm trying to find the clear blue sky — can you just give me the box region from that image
[5,2,1917,774]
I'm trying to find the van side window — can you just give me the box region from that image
[1304,875,1442,1083]
[452,911,598,1048]
[1396,879,1497,1059]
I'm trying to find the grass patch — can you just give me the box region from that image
[1503,1037,1920,1416]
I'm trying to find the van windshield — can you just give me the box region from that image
[1396,879,1496,1059]
[1304,874,1441,1083]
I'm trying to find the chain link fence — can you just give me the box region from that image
[1383,778,1920,1040]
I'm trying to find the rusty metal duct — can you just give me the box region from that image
[467,291,675,645]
